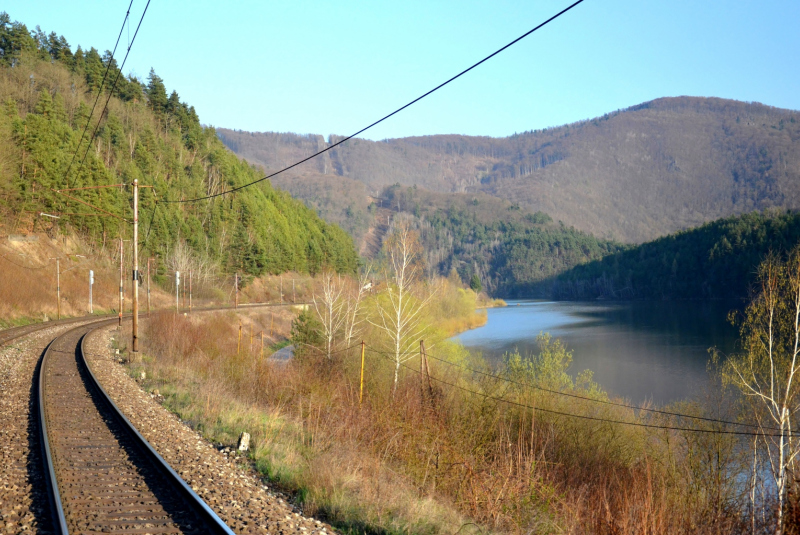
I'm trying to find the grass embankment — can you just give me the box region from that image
[121,279,758,534]
[0,228,319,327]
[128,308,473,535]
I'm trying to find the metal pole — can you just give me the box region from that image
[359,341,366,404]
[175,271,180,314]
[56,258,60,320]
[132,179,139,353]
[119,237,123,327]
[89,269,93,314]
[280,277,283,305]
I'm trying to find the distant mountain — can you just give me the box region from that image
[218,97,800,243]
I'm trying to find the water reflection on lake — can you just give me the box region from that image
[453,300,742,406]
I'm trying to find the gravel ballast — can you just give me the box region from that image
[0,322,99,535]
[83,325,336,535]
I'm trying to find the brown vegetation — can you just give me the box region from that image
[130,286,767,534]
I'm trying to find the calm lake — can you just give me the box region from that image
[454,300,743,406]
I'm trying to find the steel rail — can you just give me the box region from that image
[79,328,236,535]
[36,320,236,535]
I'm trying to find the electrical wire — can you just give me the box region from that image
[366,348,789,437]
[363,343,772,430]
[63,0,134,189]
[71,0,151,195]
[0,250,52,270]
[416,346,772,431]
[163,0,586,204]
[295,341,361,357]
[141,201,158,250]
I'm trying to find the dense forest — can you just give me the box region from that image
[219,96,800,243]
[382,186,623,297]
[0,13,358,280]
[554,210,800,300]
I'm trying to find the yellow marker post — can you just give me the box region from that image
[359,341,366,404]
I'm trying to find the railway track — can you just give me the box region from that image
[36,320,236,535]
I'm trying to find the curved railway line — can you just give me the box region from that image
[37,319,236,534]
[1,304,314,535]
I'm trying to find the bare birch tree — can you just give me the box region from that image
[369,220,434,394]
[725,249,800,534]
[312,271,348,360]
[344,264,372,349]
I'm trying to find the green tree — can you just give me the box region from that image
[469,273,482,293]
[146,68,167,113]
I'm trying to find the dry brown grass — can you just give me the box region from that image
[127,304,765,534]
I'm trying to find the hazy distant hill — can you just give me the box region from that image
[218,97,800,243]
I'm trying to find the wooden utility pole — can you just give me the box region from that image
[119,237,123,327]
[132,179,139,353]
[359,341,366,404]
[146,258,151,317]
[420,340,433,400]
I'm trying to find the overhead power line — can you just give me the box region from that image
[364,343,766,430]
[367,348,788,437]
[417,346,772,431]
[63,0,134,189]
[164,0,586,204]
[69,0,152,197]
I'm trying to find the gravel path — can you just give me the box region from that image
[83,326,336,535]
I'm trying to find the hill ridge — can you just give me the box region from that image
[218,95,800,243]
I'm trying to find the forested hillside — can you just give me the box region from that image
[219,97,800,243]
[0,14,358,280]
[554,210,800,300]
[382,186,622,297]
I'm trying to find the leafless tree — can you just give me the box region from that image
[344,264,372,349]
[369,219,434,394]
[312,271,348,361]
[725,249,800,534]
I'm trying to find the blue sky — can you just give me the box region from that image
[6,1,799,140]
